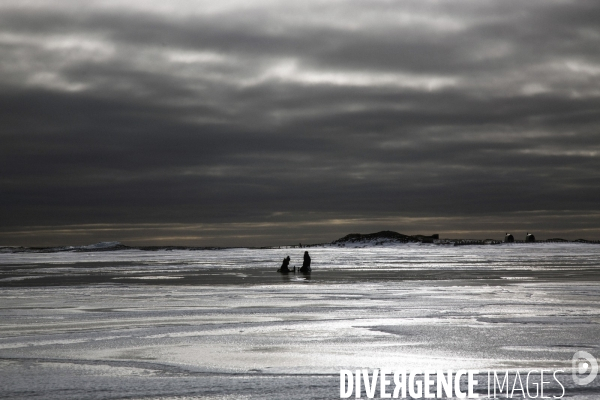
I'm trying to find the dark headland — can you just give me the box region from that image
[332,230,438,244]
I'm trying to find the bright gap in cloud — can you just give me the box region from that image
[245,59,458,90]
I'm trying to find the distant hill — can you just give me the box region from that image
[332,230,438,245]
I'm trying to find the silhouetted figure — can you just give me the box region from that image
[504,233,514,243]
[525,232,535,243]
[299,251,311,273]
[278,256,293,273]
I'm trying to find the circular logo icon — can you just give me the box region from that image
[572,351,598,386]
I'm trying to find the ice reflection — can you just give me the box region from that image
[0,245,598,398]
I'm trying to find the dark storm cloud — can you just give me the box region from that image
[1,0,599,246]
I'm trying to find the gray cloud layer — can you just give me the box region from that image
[1,0,599,245]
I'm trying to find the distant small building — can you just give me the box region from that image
[525,233,535,243]
[504,233,514,243]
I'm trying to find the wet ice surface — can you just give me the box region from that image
[0,244,599,399]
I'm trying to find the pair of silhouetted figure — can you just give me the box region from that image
[277,251,311,273]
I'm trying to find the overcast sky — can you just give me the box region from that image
[1,0,599,246]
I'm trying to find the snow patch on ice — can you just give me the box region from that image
[0,275,45,282]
